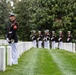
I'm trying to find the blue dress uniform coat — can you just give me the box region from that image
[31,34,37,48]
[7,20,18,43]
[67,34,72,43]
[43,33,50,49]
[31,34,37,41]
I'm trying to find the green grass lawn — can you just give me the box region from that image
[0,48,76,75]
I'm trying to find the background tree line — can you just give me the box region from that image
[0,0,76,41]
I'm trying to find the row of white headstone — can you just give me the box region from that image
[0,42,33,72]
[0,40,8,45]
[0,40,22,45]
[0,41,76,72]
[55,43,76,53]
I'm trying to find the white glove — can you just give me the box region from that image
[51,37,53,40]
[6,38,10,42]
[37,37,40,40]
[58,38,61,41]
[67,38,70,41]
[6,38,11,43]
[9,31,12,34]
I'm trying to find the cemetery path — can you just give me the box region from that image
[0,48,76,75]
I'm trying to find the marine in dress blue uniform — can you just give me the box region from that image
[67,31,72,43]
[51,31,56,49]
[43,30,47,48]
[30,30,37,48]
[58,31,63,49]
[6,13,18,65]
[37,31,43,48]
[67,31,72,52]
[46,30,50,49]
[43,30,50,49]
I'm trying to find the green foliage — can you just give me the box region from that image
[14,1,31,41]
[0,0,9,38]
[13,0,76,41]
[0,0,76,40]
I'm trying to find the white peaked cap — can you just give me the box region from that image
[9,12,16,17]
[68,31,71,33]
[46,30,49,32]
[38,31,41,33]
[52,31,55,33]
[59,31,62,33]
[32,30,36,33]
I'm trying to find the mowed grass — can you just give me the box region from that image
[0,48,76,75]
[49,49,76,75]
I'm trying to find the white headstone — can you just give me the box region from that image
[72,43,75,53]
[7,46,12,66]
[0,46,6,71]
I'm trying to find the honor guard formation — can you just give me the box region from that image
[30,30,73,49]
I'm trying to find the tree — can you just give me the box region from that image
[0,0,10,38]
[14,0,76,41]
